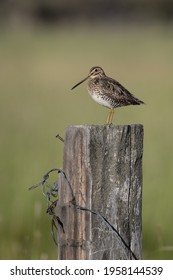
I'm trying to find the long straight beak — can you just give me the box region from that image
[71,76,89,90]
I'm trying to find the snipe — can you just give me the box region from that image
[71,66,144,124]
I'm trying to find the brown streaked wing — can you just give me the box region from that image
[101,76,143,105]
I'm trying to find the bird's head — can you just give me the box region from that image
[71,66,105,90]
[89,66,105,79]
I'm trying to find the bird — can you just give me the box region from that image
[71,66,144,124]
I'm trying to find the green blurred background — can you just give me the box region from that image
[0,0,173,260]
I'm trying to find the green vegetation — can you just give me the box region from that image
[1,24,173,259]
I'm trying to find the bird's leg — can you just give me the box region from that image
[106,109,111,124]
[106,108,114,125]
[109,108,115,124]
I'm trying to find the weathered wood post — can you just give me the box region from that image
[57,124,143,260]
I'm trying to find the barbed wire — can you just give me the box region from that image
[29,168,137,260]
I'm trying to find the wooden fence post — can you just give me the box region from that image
[57,124,143,260]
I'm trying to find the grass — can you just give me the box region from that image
[0,23,173,259]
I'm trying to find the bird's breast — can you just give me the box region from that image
[87,79,113,108]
